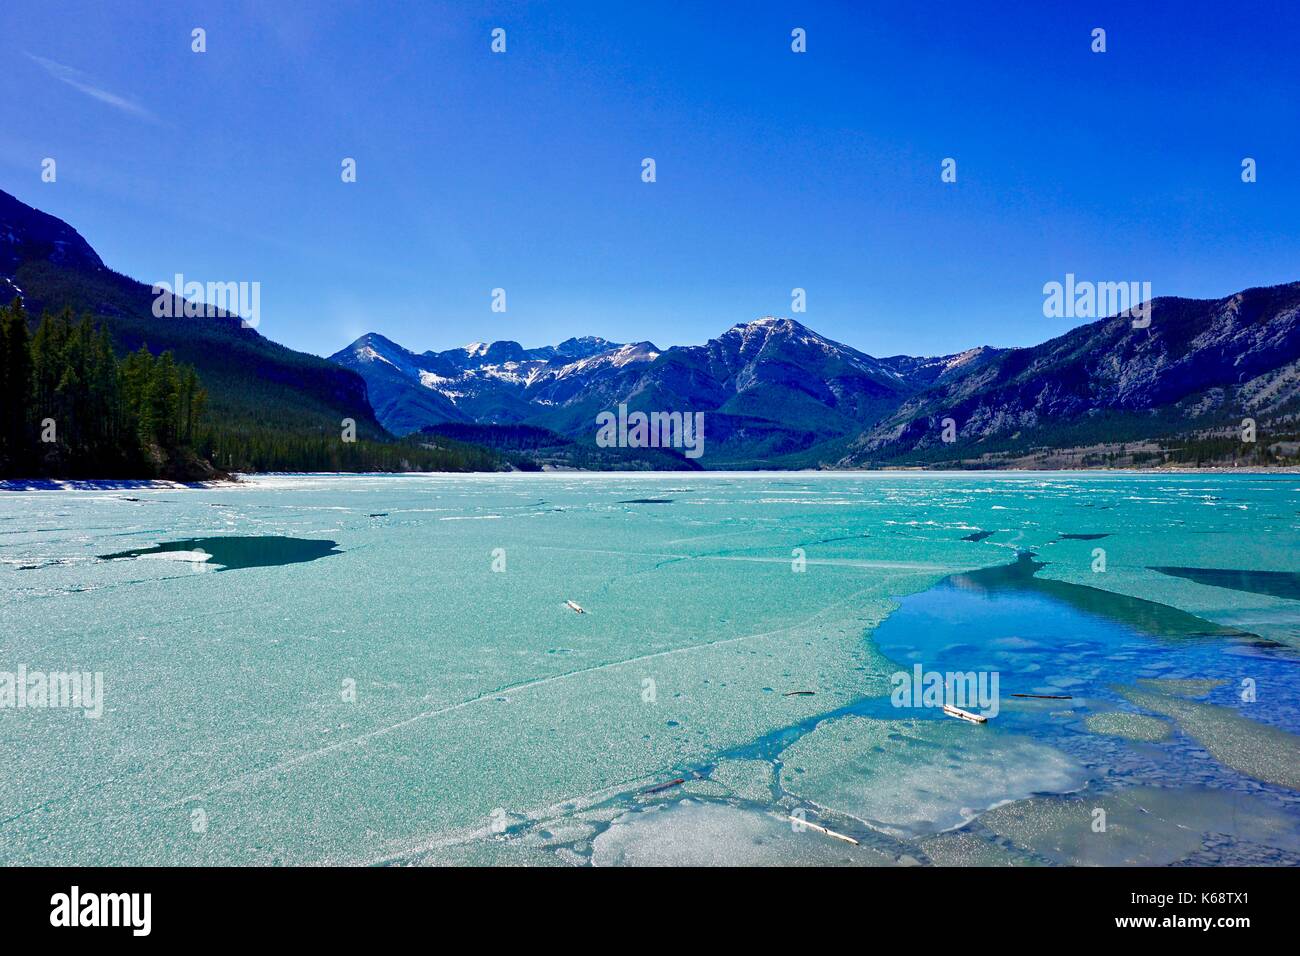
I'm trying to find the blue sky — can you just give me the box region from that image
[1,0,1296,359]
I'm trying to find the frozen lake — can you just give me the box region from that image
[2,471,1298,865]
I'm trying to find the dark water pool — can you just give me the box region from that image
[98,536,342,571]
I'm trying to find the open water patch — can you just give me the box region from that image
[98,536,342,571]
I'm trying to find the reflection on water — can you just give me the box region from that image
[873,549,1300,773]
[98,535,342,571]
[949,552,1260,643]
[1151,565,1300,601]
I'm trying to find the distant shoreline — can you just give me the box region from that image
[0,477,237,492]
[4,465,1298,491]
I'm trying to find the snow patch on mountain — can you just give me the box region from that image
[358,345,398,367]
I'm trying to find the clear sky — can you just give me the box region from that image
[1,0,1296,360]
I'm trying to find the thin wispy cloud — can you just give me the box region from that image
[26,52,159,123]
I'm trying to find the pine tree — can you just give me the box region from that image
[0,299,33,470]
[0,304,212,478]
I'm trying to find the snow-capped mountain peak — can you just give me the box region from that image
[327,317,1004,457]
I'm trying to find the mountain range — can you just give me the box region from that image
[330,322,1010,466]
[844,284,1300,466]
[5,185,1298,472]
[332,287,1300,468]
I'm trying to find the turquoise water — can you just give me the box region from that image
[1,472,1297,865]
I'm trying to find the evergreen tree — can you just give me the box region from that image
[0,300,33,470]
[0,303,215,478]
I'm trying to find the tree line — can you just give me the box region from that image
[0,298,504,479]
[198,425,499,474]
[1,300,206,478]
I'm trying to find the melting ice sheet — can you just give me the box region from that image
[590,800,889,867]
[778,715,1083,837]
[1,471,1298,865]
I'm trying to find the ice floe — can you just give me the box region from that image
[1115,685,1300,790]
[981,785,1300,865]
[590,800,891,866]
[1084,711,1172,742]
[778,715,1082,837]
